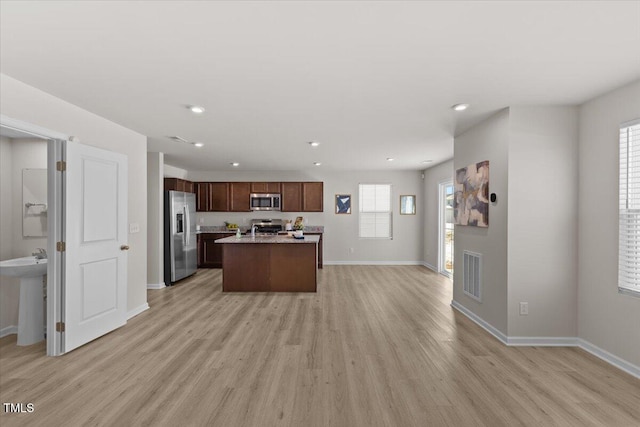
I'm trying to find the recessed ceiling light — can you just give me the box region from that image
[421,160,433,164]
[309,141,320,147]
[230,162,239,167]
[387,158,395,162]
[452,103,469,111]
[193,142,204,148]
[313,162,322,166]
[189,105,205,114]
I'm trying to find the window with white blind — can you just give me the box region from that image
[619,119,640,296]
[359,184,392,239]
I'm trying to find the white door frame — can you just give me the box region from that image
[438,179,454,278]
[0,114,68,356]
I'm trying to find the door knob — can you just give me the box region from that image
[120,245,130,251]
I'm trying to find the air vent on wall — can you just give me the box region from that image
[463,250,482,302]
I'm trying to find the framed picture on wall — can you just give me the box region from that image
[400,195,416,215]
[335,194,351,214]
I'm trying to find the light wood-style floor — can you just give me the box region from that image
[1,266,639,426]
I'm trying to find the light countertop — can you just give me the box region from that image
[198,225,324,234]
[215,235,320,244]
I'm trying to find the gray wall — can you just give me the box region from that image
[578,80,640,366]
[147,151,164,287]
[1,73,149,316]
[507,106,578,337]
[452,85,639,372]
[453,109,510,335]
[187,169,425,264]
[422,160,454,271]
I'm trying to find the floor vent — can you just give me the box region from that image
[463,250,482,302]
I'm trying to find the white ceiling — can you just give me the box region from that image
[1,1,639,171]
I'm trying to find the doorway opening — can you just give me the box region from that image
[0,124,54,353]
[439,180,454,278]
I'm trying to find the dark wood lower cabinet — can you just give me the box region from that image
[197,233,234,268]
[305,232,323,268]
[221,243,317,292]
[199,232,322,269]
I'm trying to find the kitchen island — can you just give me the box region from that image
[216,235,319,292]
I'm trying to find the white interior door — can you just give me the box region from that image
[63,141,128,352]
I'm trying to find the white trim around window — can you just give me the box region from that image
[359,183,392,239]
[618,118,640,296]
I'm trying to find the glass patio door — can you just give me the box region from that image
[439,181,454,277]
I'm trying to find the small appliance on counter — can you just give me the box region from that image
[164,190,197,286]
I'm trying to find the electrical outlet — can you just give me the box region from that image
[199,218,204,224]
[519,302,529,316]
[349,248,355,254]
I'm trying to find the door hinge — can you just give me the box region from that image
[56,241,66,252]
[56,322,65,332]
[56,160,66,172]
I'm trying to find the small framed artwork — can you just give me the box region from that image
[335,194,351,214]
[400,195,416,215]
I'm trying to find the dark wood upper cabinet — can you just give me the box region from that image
[250,182,281,193]
[281,182,302,212]
[302,182,324,212]
[210,182,230,211]
[164,178,194,193]
[229,182,251,212]
[195,182,210,211]
[197,182,225,212]
[195,181,321,212]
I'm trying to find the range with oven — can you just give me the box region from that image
[250,218,284,235]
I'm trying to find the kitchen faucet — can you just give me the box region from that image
[32,248,47,259]
[251,225,258,238]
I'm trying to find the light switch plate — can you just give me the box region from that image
[129,223,140,234]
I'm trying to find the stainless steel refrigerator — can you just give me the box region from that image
[164,191,197,286]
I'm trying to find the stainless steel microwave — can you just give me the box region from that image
[250,193,281,211]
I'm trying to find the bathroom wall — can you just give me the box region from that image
[0,136,48,335]
[11,139,48,257]
[22,168,48,237]
[0,136,18,334]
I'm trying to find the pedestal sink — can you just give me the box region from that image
[0,256,47,346]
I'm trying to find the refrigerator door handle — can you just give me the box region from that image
[184,205,189,246]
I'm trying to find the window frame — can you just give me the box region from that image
[618,119,640,297]
[358,183,393,240]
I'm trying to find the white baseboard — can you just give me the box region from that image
[0,325,18,338]
[324,261,425,266]
[421,261,438,272]
[507,336,579,346]
[451,299,640,379]
[127,302,150,320]
[147,283,166,290]
[577,338,640,379]
[450,300,508,344]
